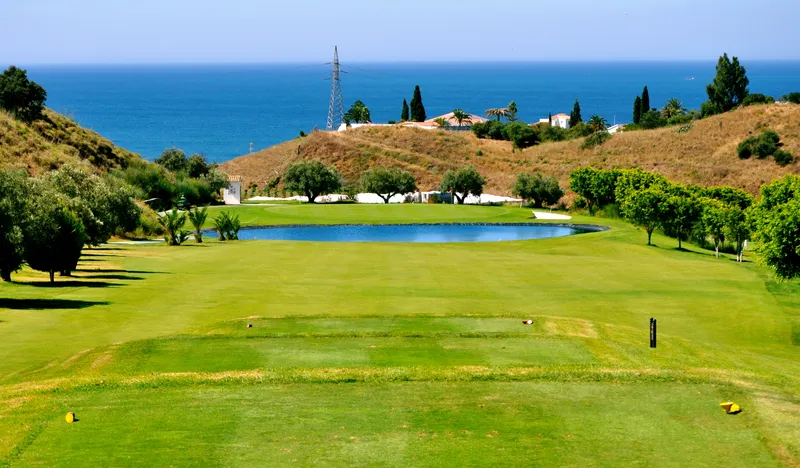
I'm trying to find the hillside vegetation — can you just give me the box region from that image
[0,109,141,173]
[221,104,800,196]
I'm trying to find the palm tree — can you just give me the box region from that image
[485,107,509,121]
[587,115,609,132]
[187,205,208,243]
[158,208,188,246]
[452,109,472,127]
[434,117,449,127]
[662,98,686,119]
[344,100,371,124]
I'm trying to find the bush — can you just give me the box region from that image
[742,93,775,106]
[566,122,594,139]
[537,123,568,142]
[504,122,539,150]
[774,149,794,166]
[571,196,588,210]
[782,92,800,104]
[580,131,611,149]
[737,137,757,159]
[639,110,667,129]
[755,130,780,158]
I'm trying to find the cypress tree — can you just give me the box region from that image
[548,112,552,124]
[641,86,650,112]
[569,99,582,127]
[400,99,409,122]
[633,96,642,124]
[409,85,426,122]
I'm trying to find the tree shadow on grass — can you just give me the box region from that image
[16,281,120,289]
[74,274,145,281]
[73,268,170,275]
[0,298,110,310]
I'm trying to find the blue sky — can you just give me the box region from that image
[2,0,798,64]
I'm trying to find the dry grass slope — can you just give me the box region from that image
[221,104,800,195]
[0,109,141,174]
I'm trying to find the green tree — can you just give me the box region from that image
[587,115,608,132]
[155,148,188,173]
[401,99,410,121]
[569,99,582,127]
[451,109,472,127]
[568,168,621,213]
[187,206,208,243]
[702,186,753,210]
[0,66,47,122]
[0,169,28,282]
[703,53,749,116]
[507,101,519,122]
[699,199,728,258]
[614,168,669,206]
[632,96,642,124]
[782,92,800,104]
[639,110,666,129]
[158,208,189,246]
[485,108,509,121]
[641,86,650,112]
[661,98,685,119]
[749,175,800,276]
[621,187,666,245]
[410,85,426,122]
[360,167,417,203]
[661,194,701,249]
[726,206,749,263]
[186,153,210,178]
[344,100,371,124]
[22,188,88,283]
[283,160,342,203]
[440,166,486,204]
[512,172,564,208]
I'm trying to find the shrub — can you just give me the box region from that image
[504,122,539,150]
[639,110,667,129]
[571,196,588,210]
[737,137,757,159]
[742,93,775,106]
[580,131,611,149]
[566,122,593,139]
[158,208,189,246]
[774,149,794,166]
[213,211,241,241]
[782,92,800,104]
[755,130,780,158]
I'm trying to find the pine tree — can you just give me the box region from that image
[569,99,582,127]
[705,53,750,114]
[641,86,650,113]
[409,85,426,122]
[633,96,642,124]
[401,99,409,122]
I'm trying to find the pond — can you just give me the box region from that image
[235,224,598,243]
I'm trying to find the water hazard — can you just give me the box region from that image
[236,224,594,243]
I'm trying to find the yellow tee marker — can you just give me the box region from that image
[719,402,741,414]
[65,412,76,423]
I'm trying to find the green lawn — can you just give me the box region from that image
[1,204,799,466]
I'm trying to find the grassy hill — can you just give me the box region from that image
[0,109,141,173]
[221,104,800,196]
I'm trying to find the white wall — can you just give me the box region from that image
[223,181,242,205]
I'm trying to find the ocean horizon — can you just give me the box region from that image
[23,60,800,163]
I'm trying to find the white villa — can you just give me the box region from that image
[537,113,571,129]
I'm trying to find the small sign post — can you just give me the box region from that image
[649,317,657,348]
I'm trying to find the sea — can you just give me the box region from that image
[24,61,800,163]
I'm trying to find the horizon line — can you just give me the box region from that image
[8,58,800,67]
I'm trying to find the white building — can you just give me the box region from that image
[223,175,243,205]
[539,113,571,129]
[607,124,626,134]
